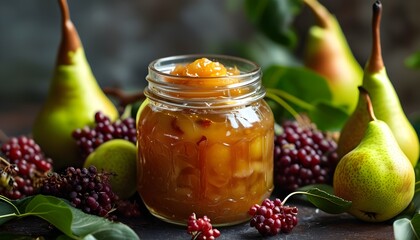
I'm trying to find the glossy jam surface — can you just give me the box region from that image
[137,57,274,226]
[170,57,240,77]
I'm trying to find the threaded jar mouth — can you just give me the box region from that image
[144,54,265,109]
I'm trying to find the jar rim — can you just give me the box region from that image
[144,54,265,109]
[148,54,261,80]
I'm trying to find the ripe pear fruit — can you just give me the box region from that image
[32,0,119,171]
[337,1,419,166]
[334,87,415,222]
[303,0,363,114]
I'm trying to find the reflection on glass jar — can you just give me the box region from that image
[137,55,274,226]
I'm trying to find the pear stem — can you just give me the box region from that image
[103,87,146,108]
[57,0,81,65]
[366,0,384,73]
[303,0,331,29]
[0,130,9,144]
[358,86,377,122]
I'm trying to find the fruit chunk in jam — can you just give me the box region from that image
[137,58,274,226]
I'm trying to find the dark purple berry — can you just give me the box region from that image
[274,120,338,193]
[40,166,119,218]
[72,111,137,160]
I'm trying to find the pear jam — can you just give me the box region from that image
[137,55,274,226]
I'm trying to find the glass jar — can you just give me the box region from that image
[136,55,274,226]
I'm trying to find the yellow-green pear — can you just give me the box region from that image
[303,0,363,114]
[32,0,119,171]
[337,0,419,166]
[334,87,415,222]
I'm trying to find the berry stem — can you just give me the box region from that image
[0,157,11,166]
[266,88,315,112]
[282,191,307,205]
[265,91,306,125]
[0,195,21,215]
[0,130,9,144]
[192,233,201,240]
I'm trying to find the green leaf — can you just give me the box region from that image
[263,66,332,104]
[305,188,352,214]
[405,52,420,69]
[0,196,20,225]
[298,184,334,195]
[68,207,139,240]
[24,195,74,237]
[0,195,139,239]
[234,34,301,70]
[244,0,303,48]
[263,66,349,131]
[394,214,420,240]
[307,101,349,131]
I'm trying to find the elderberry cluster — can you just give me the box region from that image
[40,166,119,218]
[274,120,339,193]
[0,136,53,199]
[187,213,221,240]
[72,111,137,160]
[249,198,298,236]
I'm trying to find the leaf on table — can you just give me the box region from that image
[298,184,334,195]
[394,214,420,240]
[24,195,74,237]
[69,206,139,240]
[305,188,351,214]
[2,194,139,240]
[0,196,19,225]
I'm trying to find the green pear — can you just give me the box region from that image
[84,139,137,200]
[337,0,419,166]
[303,0,363,114]
[333,87,415,222]
[32,0,119,171]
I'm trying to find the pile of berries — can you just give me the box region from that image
[72,111,137,160]
[40,166,119,218]
[249,198,298,236]
[0,136,53,199]
[274,120,339,193]
[187,213,221,240]
[40,165,142,218]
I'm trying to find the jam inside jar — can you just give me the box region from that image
[137,55,274,226]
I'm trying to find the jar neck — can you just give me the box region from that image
[144,55,265,109]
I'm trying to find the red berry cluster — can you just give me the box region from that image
[187,213,221,240]
[0,136,53,199]
[249,198,298,236]
[274,120,339,193]
[72,111,137,160]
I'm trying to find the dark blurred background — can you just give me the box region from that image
[1,0,420,134]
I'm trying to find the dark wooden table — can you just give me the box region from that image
[0,104,394,239]
[0,199,394,239]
